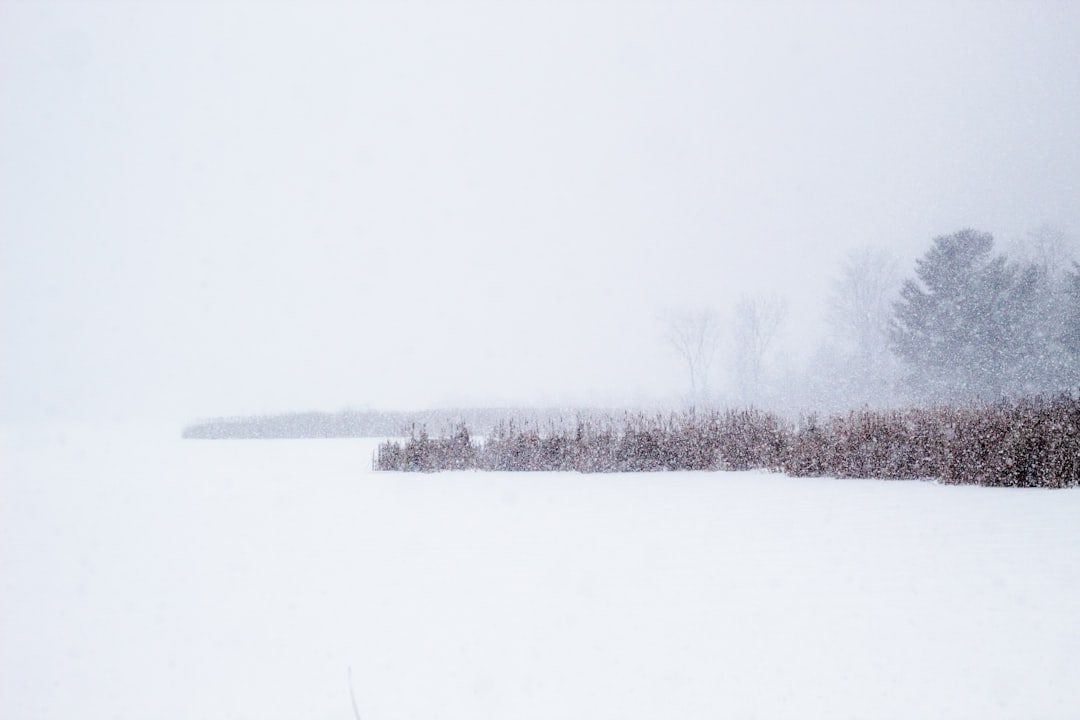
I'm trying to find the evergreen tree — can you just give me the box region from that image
[892,229,1078,402]
[891,229,1014,401]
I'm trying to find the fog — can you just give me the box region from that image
[3,1,1079,423]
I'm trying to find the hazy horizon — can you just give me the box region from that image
[3,1,1079,423]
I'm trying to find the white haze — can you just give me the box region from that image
[3,1,1079,423]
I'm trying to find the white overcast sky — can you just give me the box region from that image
[2,0,1078,422]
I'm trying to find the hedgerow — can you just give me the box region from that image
[374,394,1080,488]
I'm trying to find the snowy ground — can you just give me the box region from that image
[2,424,1079,719]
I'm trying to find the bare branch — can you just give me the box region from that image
[731,295,787,403]
[663,308,721,405]
[348,666,362,720]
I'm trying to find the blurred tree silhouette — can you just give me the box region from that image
[891,229,1076,402]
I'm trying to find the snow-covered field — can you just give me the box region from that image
[2,424,1079,719]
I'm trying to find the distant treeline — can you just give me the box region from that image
[375,394,1080,488]
[181,407,611,440]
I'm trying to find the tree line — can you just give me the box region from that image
[668,226,1079,410]
[891,228,1078,403]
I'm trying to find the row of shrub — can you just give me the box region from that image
[374,394,1080,488]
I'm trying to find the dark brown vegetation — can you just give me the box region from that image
[375,395,1080,488]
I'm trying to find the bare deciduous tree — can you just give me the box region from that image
[1007,225,1076,277]
[828,247,900,364]
[664,308,721,407]
[731,295,786,404]
[822,248,903,406]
